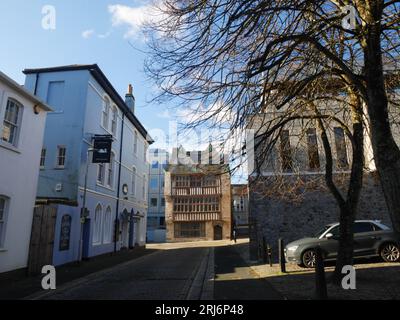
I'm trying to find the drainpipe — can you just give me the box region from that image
[34,73,40,95]
[114,113,125,253]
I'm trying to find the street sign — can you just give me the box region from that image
[92,135,113,163]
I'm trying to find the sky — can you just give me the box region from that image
[0,0,248,183]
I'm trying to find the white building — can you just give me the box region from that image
[0,71,51,273]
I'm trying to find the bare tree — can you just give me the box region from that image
[144,1,399,283]
[145,0,400,231]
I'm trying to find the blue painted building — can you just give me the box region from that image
[147,149,169,242]
[23,65,153,266]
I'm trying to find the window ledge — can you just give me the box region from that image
[0,141,21,154]
[96,183,115,192]
[0,248,7,252]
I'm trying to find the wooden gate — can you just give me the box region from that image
[27,205,57,275]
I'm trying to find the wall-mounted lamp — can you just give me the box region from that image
[33,104,40,115]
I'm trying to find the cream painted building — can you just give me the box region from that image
[0,70,51,273]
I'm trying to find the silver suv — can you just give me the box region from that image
[285,220,400,268]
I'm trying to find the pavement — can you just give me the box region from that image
[1,239,284,300]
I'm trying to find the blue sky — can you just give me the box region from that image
[0,0,170,144]
[0,0,248,182]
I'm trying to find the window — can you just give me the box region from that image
[174,222,206,238]
[56,146,66,168]
[132,167,137,196]
[103,206,113,244]
[160,217,165,227]
[354,222,375,234]
[97,163,105,184]
[107,153,115,188]
[134,131,138,155]
[279,130,292,172]
[102,97,110,129]
[152,161,159,169]
[59,215,72,251]
[111,106,118,136]
[173,197,220,213]
[151,198,158,207]
[150,178,158,190]
[334,127,349,170]
[40,148,46,168]
[0,196,8,248]
[161,198,165,207]
[307,128,320,170]
[2,98,22,146]
[93,204,103,245]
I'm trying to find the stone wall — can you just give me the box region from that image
[248,173,391,261]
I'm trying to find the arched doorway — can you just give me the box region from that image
[120,209,129,249]
[214,225,223,240]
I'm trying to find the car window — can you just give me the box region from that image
[354,222,375,233]
[328,226,339,237]
[315,226,330,238]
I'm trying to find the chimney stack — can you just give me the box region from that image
[125,84,135,114]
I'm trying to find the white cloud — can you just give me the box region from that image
[157,109,172,119]
[82,29,95,39]
[108,2,164,40]
[98,31,112,39]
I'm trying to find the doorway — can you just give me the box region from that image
[214,225,223,240]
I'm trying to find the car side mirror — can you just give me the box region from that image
[325,233,334,239]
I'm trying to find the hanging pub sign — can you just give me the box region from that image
[92,135,113,163]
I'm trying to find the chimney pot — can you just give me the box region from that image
[128,84,133,95]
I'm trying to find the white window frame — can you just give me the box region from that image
[131,166,137,197]
[103,206,113,244]
[143,174,147,201]
[134,131,138,155]
[106,152,115,189]
[56,145,67,169]
[0,196,9,248]
[97,163,105,185]
[1,97,23,147]
[102,97,111,129]
[111,105,118,136]
[93,204,103,245]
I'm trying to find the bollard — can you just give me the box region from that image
[278,238,286,273]
[262,237,267,263]
[267,244,273,267]
[315,247,328,300]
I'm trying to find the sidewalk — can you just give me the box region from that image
[214,241,283,300]
[0,247,157,300]
[233,239,400,300]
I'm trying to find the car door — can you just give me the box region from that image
[353,222,377,256]
[318,225,340,259]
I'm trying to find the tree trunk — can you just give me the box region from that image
[364,23,400,232]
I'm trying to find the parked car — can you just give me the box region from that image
[285,220,400,268]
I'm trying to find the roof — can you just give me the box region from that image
[23,64,153,144]
[0,71,52,112]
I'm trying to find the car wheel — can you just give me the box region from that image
[380,243,400,262]
[302,249,316,268]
